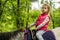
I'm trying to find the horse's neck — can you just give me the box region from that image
[10,32,24,40]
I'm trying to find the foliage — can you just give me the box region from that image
[0,0,60,32]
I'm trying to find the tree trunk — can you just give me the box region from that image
[17,0,20,28]
[26,0,30,29]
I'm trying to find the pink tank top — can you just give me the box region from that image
[36,13,50,31]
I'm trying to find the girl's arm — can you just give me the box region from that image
[28,19,37,28]
[36,16,49,29]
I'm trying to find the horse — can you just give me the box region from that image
[30,27,60,40]
[0,27,60,40]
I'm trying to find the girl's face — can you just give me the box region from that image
[41,5,49,13]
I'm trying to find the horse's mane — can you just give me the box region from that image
[0,29,24,40]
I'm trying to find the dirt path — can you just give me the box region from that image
[51,27,60,40]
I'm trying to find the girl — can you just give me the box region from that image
[28,4,50,40]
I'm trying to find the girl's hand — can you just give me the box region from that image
[27,26,31,29]
[23,29,27,34]
[35,28,37,30]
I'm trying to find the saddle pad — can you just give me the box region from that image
[42,31,56,40]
